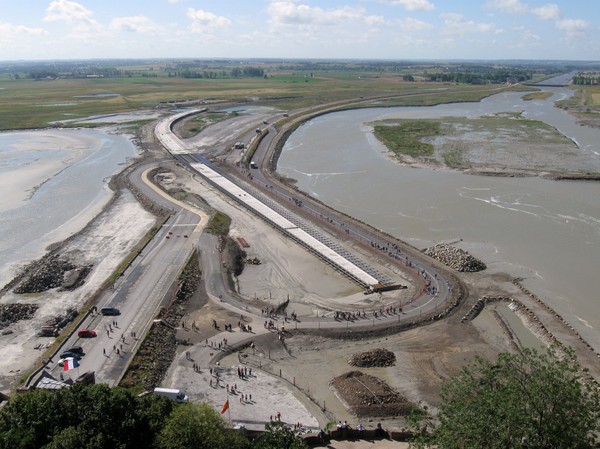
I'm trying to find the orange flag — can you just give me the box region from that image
[221,399,229,414]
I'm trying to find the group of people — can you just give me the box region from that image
[318,421,385,442]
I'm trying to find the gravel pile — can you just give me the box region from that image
[348,348,396,368]
[0,304,39,329]
[424,243,486,272]
[331,371,413,417]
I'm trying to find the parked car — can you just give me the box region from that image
[67,346,84,355]
[101,307,120,316]
[78,329,96,338]
[60,351,82,360]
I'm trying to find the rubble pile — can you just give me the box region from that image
[38,308,78,337]
[424,243,486,272]
[331,371,413,417]
[245,257,262,265]
[14,254,93,294]
[0,304,39,329]
[349,348,396,368]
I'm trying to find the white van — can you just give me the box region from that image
[153,387,189,403]
[250,161,258,169]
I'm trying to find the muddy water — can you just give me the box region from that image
[278,89,600,351]
[0,129,137,287]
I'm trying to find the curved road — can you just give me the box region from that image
[155,104,462,335]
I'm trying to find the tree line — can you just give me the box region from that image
[0,348,597,449]
[167,67,265,79]
[0,384,306,449]
[572,74,600,85]
[422,69,531,84]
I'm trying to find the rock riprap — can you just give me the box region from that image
[349,348,396,368]
[0,304,38,329]
[14,254,92,294]
[424,243,486,272]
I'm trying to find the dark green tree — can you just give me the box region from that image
[410,348,600,449]
[253,421,308,449]
[0,384,174,449]
[157,402,247,449]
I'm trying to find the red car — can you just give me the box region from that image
[78,329,97,338]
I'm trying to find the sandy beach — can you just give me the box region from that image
[0,130,97,211]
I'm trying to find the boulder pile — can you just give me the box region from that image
[424,243,486,272]
[0,304,38,329]
[14,254,92,294]
[349,348,396,368]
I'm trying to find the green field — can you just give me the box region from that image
[0,65,520,131]
[373,121,440,159]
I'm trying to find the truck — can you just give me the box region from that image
[153,387,189,403]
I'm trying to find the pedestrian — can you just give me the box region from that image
[103,348,106,356]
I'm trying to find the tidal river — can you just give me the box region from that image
[278,88,600,352]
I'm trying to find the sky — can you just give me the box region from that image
[0,0,598,61]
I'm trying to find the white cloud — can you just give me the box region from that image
[44,0,99,27]
[555,18,588,33]
[186,8,231,31]
[441,13,503,36]
[0,23,46,43]
[532,3,560,21]
[111,16,164,35]
[486,0,528,14]
[512,25,540,44]
[381,0,435,11]
[0,23,45,36]
[267,1,384,28]
[397,17,434,31]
